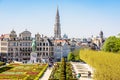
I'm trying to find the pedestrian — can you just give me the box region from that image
[76,73,81,79]
[48,62,51,69]
[88,71,91,78]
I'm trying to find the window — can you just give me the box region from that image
[40,43,42,46]
[25,43,27,46]
[23,48,24,51]
[26,37,27,40]
[43,43,45,46]
[46,53,48,56]
[13,42,16,46]
[25,48,27,51]
[46,43,48,46]
[37,53,39,56]
[43,53,45,56]
[46,48,48,51]
[37,48,39,51]
[8,53,10,56]
[20,43,22,46]
[40,47,42,51]
[37,42,39,46]
[43,47,45,51]
[11,48,13,51]
[28,37,30,40]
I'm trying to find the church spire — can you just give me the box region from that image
[54,6,61,39]
[56,6,59,17]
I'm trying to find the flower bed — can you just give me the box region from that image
[0,62,6,66]
[0,63,48,79]
[49,58,77,80]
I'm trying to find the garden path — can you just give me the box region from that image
[71,62,93,80]
[39,68,52,80]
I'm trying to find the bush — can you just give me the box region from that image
[0,62,6,66]
[102,36,120,52]
[49,60,77,80]
[34,64,48,80]
[67,52,74,61]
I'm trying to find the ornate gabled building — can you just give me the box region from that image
[54,7,61,39]
[0,30,54,63]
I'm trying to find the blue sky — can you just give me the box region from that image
[0,0,120,38]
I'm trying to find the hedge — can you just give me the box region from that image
[34,64,48,80]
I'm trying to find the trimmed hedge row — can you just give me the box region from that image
[80,50,120,80]
[34,64,48,80]
[0,62,6,66]
[49,58,77,80]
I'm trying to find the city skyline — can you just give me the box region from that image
[0,0,120,38]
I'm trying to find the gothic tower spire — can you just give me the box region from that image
[54,7,61,39]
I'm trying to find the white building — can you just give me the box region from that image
[54,40,70,61]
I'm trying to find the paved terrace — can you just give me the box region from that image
[71,62,93,80]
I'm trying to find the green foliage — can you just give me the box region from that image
[34,64,48,80]
[0,62,6,66]
[0,63,47,79]
[49,61,77,80]
[67,49,80,61]
[102,36,120,52]
[73,49,80,61]
[80,49,120,80]
[67,52,74,61]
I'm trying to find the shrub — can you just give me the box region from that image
[34,64,48,80]
[0,62,6,66]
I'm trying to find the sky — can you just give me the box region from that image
[0,0,120,38]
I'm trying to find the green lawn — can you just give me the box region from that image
[0,63,48,80]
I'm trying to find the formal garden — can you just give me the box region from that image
[0,62,6,67]
[0,63,48,80]
[49,58,77,80]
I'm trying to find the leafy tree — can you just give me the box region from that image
[67,52,74,61]
[102,36,120,52]
[73,49,80,61]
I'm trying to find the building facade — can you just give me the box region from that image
[54,40,70,61]
[0,30,54,63]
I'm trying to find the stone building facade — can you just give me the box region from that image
[0,30,54,63]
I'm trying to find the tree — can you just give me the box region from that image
[102,36,120,52]
[67,52,74,61]
[73,49,80,61]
